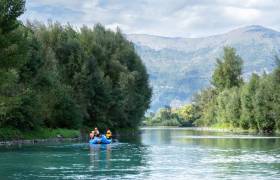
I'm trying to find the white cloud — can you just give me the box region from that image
[20,0,280,37]
[224,7,261,22]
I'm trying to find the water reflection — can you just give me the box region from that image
[141,128,172,145]
[87,142,150,179]
[140,128,280,179]
[89,144,112,169]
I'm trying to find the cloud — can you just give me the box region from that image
[223,7,261,22]
[20,0,280,37]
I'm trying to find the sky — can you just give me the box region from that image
[21,0,280,38]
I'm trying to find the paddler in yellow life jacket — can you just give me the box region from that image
[106,129,112,139]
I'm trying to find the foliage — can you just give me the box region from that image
[192,47,280,133]
[240,74,259,129]
[0,0,151,132]
[0,127,80,140]
[212,47,243,90]
[0,0,25,33]
[143,105,196,127]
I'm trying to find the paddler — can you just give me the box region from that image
[106,129,112,139]
[89,131,94,139]
[93,127,100,137]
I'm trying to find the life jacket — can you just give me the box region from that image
[106,130,112,139]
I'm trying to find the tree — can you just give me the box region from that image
[225,87,241,128]
[212,47,243,90]
[240,74,259,129]
[0,0,30,129]
[0,0,25,33]
[175,104,196,126]
[254,75,275,133]
[192,47,280,133]
[271,56,280,131]
[193,88,217,126]
[215,89,230,126]
[0,13,152,131]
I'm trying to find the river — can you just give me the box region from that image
[0,127,280,179]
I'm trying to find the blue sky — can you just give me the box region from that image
[21,0,280,37]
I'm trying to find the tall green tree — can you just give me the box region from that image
[0,0,25,33]
[271,56,280,131]
[212,47,243,90]
[254,75,275,133]
[194,88,217,126]
[225,87,241,128]
[240,73,259,129]
[0,0,30,129]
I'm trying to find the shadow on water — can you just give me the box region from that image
[0,130,150,179]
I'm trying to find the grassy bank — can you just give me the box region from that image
[209,123,280,134]
[141,125,280,135]
[0,128,80,141]
[0,127,139,141]
[202,126,280,135]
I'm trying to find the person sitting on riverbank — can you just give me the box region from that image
[106,129,112,139]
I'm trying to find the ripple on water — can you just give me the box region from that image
[176,135,280,139]
[2,128,280,180]
[202,153,280,164]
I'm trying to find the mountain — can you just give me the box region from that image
[126,25,280,111]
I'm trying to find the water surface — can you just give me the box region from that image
[1,128,280,179]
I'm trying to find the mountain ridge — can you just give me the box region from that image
[127,25,280,41]
[126,25,280,111]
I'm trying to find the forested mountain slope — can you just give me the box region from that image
[127,25,280,111]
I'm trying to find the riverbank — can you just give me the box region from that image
[0,127,141,146]
[0,128,81,146]
[0,137,82,146]
[141,126,280,135]
[200,125,280,135]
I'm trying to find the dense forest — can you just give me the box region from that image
[145,47,280,133]
[0,0,152,133]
